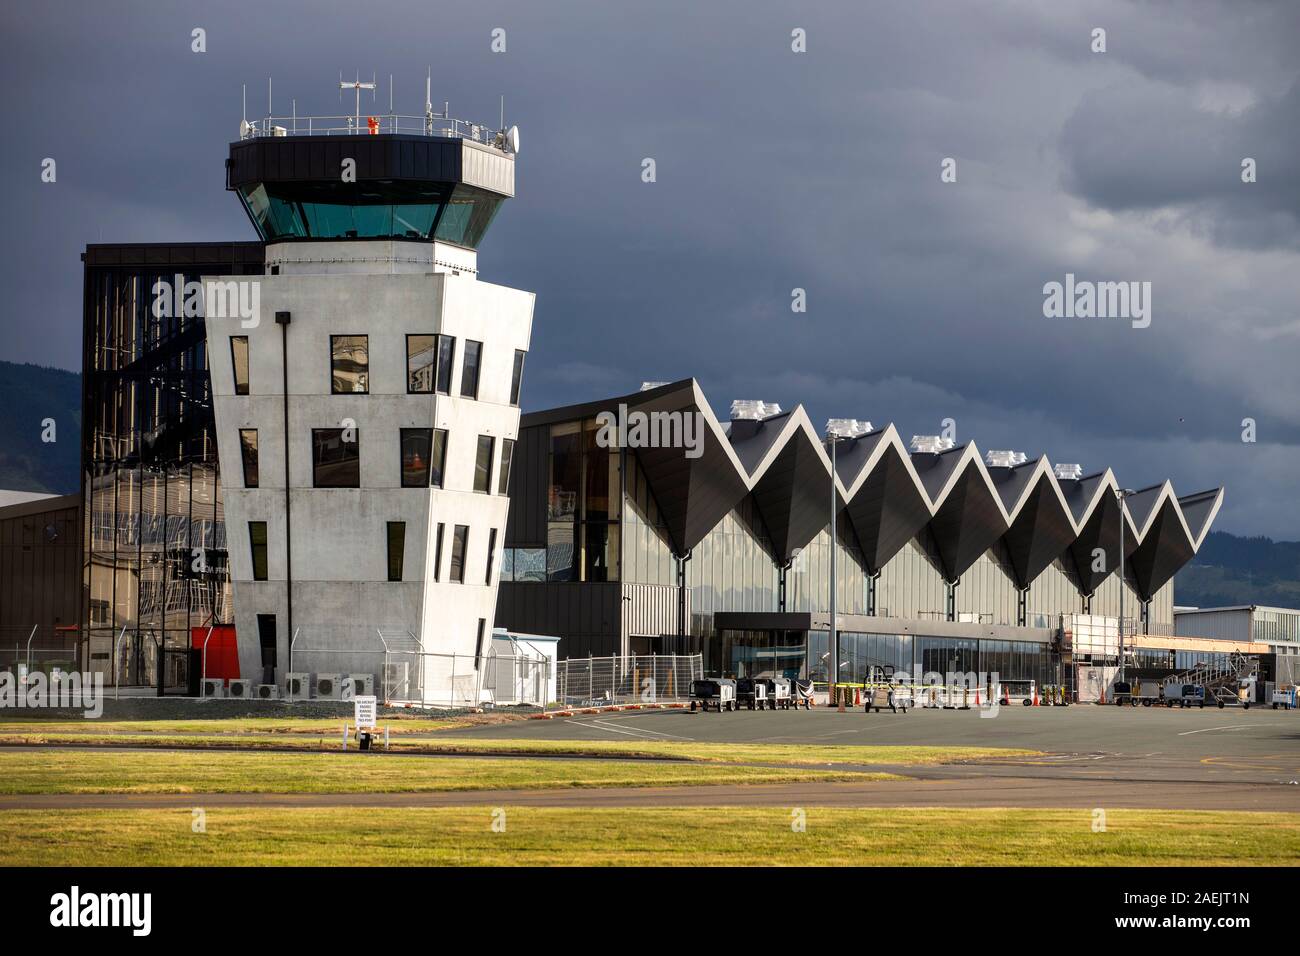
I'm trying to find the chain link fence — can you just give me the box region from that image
[556,654,703,707]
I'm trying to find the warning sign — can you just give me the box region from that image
[353,695,377,730]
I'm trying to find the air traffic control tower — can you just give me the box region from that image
[206,80,534,703]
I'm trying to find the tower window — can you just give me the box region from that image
[460,340,483,399]
[473,435,495,494]
[330,335,369,394]
[498,439,514,496]
[312,428,361,487]
[400,428,432,487]
[230,336,249,395]
[239,429,259,488]
[430,429,449,488]
[406,335,436,393]
[486,528,498,584]
[450,525,469,584]
[248,521,268,581]
[387,521,406,582]
[436,335,456,394]
[433,522,445,582]
[510,350,525,406]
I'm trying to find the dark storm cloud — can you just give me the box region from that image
[1,0,1297,536]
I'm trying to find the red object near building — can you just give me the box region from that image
[191,626,239,681]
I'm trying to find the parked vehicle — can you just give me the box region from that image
[998,679,1037,706]
[689,677,737,712]
[756,676,794,710]
[1163,683,1206,708]
[736,677,769,710]
[1130,680,1161,706]
[1112,680,1133,705]
[864,683,909,714]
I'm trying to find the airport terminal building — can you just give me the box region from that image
[494,381,1231,694]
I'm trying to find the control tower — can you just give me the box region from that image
[206,80,534,703]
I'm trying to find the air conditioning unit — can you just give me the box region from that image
[202,678,224,698]
[284,672,311,701]
[315,673,343,700]
[227,679,252,699]
[349,674,375,696]
[255,683,279,700]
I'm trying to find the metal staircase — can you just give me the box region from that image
[1162,651,1255,705]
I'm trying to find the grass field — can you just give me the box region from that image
[0,749,888,794]
[1,806,1294,866]
[0,716,480,735]
[0,730,1038,766]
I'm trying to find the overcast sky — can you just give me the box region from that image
[3,0,1298,537]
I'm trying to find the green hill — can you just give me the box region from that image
[0,360,81,495]
[1175,531,1300,609]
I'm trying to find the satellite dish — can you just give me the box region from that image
[506,124,520,154]
[240,119,253,138]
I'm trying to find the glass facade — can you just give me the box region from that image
[83,251,261,688]
[545,420,621,582]
[236,181,504,246]
[718,628,1053,687]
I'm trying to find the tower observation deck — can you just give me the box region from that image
[227,78,518,247]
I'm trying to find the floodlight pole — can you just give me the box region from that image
[1116,488,1134,683]
[829,436,837,700]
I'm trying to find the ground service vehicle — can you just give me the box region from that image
[690,677,737,712]
[1163,683,1206,708]
[756,676,794,710]
[864,684,909,714]
[735,677,769,710]
[1112,680,1133,705]
[998,679,1037,706]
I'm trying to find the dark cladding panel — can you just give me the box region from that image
[504,424,548,548]
[227,134,466,188]
[495,581,622,658]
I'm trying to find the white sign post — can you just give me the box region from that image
[353,695,378,731]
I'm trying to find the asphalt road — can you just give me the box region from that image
[3,705,1297,812]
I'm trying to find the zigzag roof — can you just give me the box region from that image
[520,378,1224,597]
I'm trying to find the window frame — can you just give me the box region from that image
[386,521,406,582]
[311,427,361,488]
[430,428,449,489]
[433,522,445,583]
[330,334,370,395]
[460,340,483,399]
[450,524,469,584]
[435,334,456,394]
[399,427,433,488]
[473,434,495,494]
[248,521,268,581]
[405,334,437,394]
[238,428,259,488]
[509,349,526,406]
[230,335,249,395]
[498,438,515,496]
